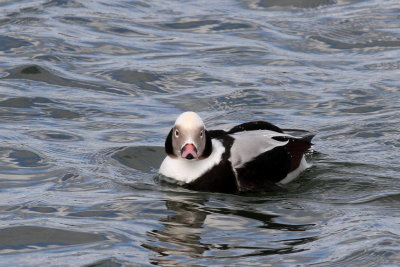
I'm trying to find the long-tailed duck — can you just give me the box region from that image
[159,112,314,193]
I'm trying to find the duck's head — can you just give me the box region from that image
[165,112,212,160]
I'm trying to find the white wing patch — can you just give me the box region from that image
[228,130,289,169]
[159,139,225,183]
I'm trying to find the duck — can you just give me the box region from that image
[158,111,314,193]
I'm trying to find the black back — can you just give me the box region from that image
[228,121,283,134]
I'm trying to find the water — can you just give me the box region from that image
[0,0,399,266]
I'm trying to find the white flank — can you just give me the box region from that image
[159,139,225,183]
[279,156,310,185]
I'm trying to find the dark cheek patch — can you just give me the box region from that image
[165,128,177,158]
[199,130,212,159]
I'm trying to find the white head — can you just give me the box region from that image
[165,112,212,160]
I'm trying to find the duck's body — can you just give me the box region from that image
[159,112,314,193]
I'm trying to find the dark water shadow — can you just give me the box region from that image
[84,257,125,267]
[29,130,83,142]
[157,17,257,33]
[242,0,354,10]
[43,0,84,8]
[4,65,132,96]
[112,146,164,173]
[0,96,82,120]
[0,35,32,52]
[100,69,169,94]
[0,148,46,168]
[0,146,69,188]
[0,226,104,254]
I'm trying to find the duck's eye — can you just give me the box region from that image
[175,130,179,137]
[200,131,203,138]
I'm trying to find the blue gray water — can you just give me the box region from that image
[0,0,399,266]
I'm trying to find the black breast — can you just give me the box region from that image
[186,134,238,194]
[186,159,237,193]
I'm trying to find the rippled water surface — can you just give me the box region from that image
[0,0,399,266]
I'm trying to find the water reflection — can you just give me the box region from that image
[144,192,318,265]
[144,197,209,263]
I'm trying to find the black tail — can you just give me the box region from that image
[301,134,315,145]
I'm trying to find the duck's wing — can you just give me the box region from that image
[228,130,314,192]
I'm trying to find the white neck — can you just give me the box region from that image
[159,139,224,183]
